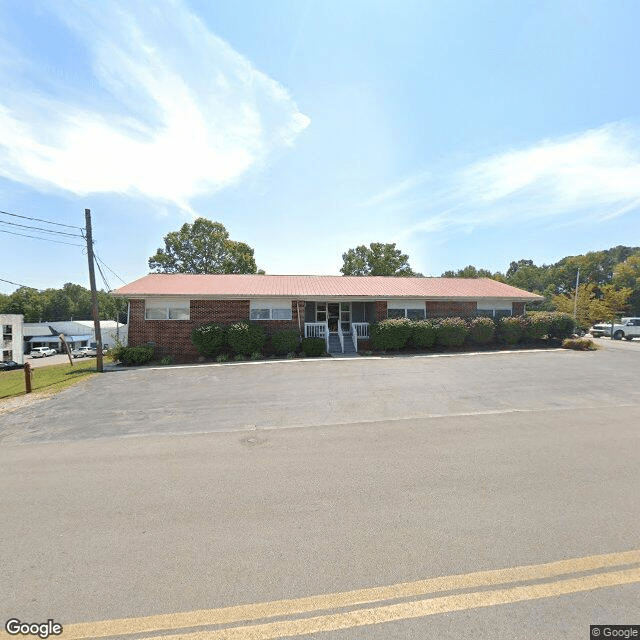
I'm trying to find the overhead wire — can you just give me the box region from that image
[0,218,83,238]
[0,208,84,230]
[0,277,32,289]
[0,228,85,247]
[94,253,127,285]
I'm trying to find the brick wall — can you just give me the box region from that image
[512,302,526,315]
[374,301,387,322]
[425,301,478,317]
[128,299,305,359]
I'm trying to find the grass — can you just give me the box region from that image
[0,358,105,400]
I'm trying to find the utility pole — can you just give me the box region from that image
[572,267,580,329]
[84,209,104,372]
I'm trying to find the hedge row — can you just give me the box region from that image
[369,312,574,351]
[191,323,306,357]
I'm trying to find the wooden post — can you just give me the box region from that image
[59,333,74,366]
[24,361,32,394]
[85,209,104,372]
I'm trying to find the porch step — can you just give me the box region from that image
[327,332,357,354]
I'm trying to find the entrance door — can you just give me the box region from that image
[327,303,339,332]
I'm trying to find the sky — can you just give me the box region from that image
[1,0,639,294]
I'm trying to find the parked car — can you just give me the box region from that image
[0,360,23,372]
[591,318,640,341]
[30,347,57,358]
[71,346,96,358]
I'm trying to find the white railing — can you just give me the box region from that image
[305,322,329,352]
[351,329,357,352]
[337,326,344,353]
[352,323,370,339]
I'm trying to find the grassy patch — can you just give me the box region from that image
[562,338,599,351]
[0,359,102,400]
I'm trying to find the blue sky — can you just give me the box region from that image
[1,0,639,294]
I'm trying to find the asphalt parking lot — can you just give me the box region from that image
[1,341,639,639]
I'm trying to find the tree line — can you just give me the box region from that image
[2,216,638,328]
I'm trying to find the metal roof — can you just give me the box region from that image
[113,274,544,301]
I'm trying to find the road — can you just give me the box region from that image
[1,341,639,639]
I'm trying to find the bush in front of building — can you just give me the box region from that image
[112,345,154,366]
[409,320,437,349]
[191,322,228,357]
[226,321,266,355]
[468,316,496,345]
[435,317,468,347]
[301,337,325,357]
[270,330,300,355]
[524,312,551,340]
[497,316,526,344]
[370,318,413,350]
[547,312,575,341]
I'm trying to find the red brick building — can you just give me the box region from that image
[113,274,543,357]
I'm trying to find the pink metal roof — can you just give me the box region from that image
[113,274,544,301]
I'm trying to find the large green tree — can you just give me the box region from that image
[341,242,418,276]
[148,218,261,274]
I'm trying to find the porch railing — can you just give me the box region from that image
[351,322,369,353]
[305,322,329,352]
[337,326,344,353]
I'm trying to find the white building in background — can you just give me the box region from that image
[22,320,128,352]
[1,314,25,364]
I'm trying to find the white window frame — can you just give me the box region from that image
[250,299,293,321]
[387,299,426,319]
[145,299,191,321]
[476,299,512,319]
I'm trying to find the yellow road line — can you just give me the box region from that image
[53,548,640,640]
[142,567,640,640]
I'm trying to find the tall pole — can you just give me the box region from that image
[85,209,104,372]
[572,267,580,328]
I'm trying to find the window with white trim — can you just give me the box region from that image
[250,299,293,321]
[145,299,191,320]
[476,299,512,319]
[386,300,426,320]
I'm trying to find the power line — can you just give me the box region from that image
[95,253,127,285]
[0,228,85,247]
[0,218,83,238]
[0,209,84,230]
[0,277,32,289]
[95,259,112,292]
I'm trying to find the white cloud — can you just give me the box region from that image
[0,0,309,208]
[372,123,640,239]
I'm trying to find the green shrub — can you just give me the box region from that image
[562,338,598,351]
[234,354,245,361]
[548,312,575,340]
[301,337,325,357]
[226,322,266,355]
[370,318,413,350]
[525,312,551,340]
[468,316,495,345]
[498,316,526,344]
[250,351,263,361]
[113,345,154,366]
[159,355,174,366]
[270,330,299,355]
[410,320,437,348]
[436,317,468,347]
[191,322,227,357]
[286,352,295,359]
[216,353,229,363]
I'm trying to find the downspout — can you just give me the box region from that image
[296,300,302,336]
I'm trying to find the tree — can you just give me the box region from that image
[341,242,417,276]
[552,283,632,328]
[148,218,261,274]
[441,265,495,278]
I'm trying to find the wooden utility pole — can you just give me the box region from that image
[59,333,74,366]
[85,209,104,372]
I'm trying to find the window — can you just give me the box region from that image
[3,325,12,336]
[250,300,293,321]
[145,299,191,320]
[387,308,425,319]
[316,303,327,323]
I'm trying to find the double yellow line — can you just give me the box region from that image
[11,549,640,640]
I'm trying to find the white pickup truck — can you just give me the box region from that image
[591,317,640,341]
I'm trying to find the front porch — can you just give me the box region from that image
[303,301,372,354]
